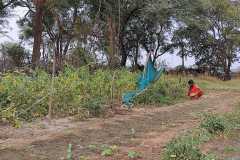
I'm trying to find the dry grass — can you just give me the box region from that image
[196,75,240,91]
[166,74,240,91]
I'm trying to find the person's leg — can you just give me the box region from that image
[197,91,203,98]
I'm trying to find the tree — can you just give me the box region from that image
[0,0,16,36]
[169,29,189,70]
[32,0,46,68]
[18,0,90,71]
[0,42,29,69]
[171,0,240,80]
[88,0,146,67]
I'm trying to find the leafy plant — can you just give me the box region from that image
[128,151,141,159]
[88,144,98,151]
[200,114,227,134]
[0,67,137,126]
[67,144,72,160]
[0,67,187,126]
[135,76,187,105]
[101,145,118,157]
[162,136,204,160]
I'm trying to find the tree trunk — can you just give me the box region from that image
[32,0,45,69]
[119,33,127,66]
[120,52,127,66]
[181,55,185,69]
[222,46,232,81]
[107,16,119,68]
[134,42,139,69]
[223,57,231,81]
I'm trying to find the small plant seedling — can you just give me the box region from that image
[88,144,97,151]
[67,144,72,160]
[101,148,113,156]
[130,128,136,138]
[101,145,118,157]
[128,151,141,159]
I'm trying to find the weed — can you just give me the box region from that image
[67,144,72,160]
[0,68,137,125]
[101,145,118,157]
[200,114,227,135]
[88,144,98,151]
[128,151,141,159]
[162,136,204,160]
[135,76,187,105]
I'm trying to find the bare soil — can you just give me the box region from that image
[0,91,240,160]
[201,129,240,160]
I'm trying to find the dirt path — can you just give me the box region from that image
[0,91,240,160]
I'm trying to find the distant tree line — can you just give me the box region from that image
[0,0,240,80]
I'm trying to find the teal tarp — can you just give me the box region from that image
[122,57,164,107]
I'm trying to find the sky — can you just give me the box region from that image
[0,7,239,70]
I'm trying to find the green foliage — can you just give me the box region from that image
[128,151,141,159]
[162,131,216,160]
[67,144,72,160]
[200,114,227,134]
[162,135,204,160]
[0,67,187,126]
[0,42,29,67]
[224,107,240,129]
[100,145,118,157]
[135,76,187,105]
[87,144,118,157]
[88,144,98,151]
[0,67,137,125]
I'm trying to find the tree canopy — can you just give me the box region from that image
[0,0,239,79]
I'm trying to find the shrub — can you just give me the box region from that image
[0,67,137,125]
[162,136,204,160]
[0,67,186,126]
[162,133,215,160]
[200,114,227,134]
[135,76,187,105]
[101,145,118,157]
[128,151,141,159]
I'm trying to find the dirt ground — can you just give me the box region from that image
[0,90,240,160]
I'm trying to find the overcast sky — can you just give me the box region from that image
[0,7,239,70]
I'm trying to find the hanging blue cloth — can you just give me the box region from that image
[122,57,164,107]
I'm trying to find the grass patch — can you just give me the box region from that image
[0,68,189,126]
[162,131,216,160]
[193,76,240,91]
[162,112,233,160]
[135,75,187,105]
[224,146,240,154]
[163,105,240,160]
[200,114,228,135]
[128,151,141,159]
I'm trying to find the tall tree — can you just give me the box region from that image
[172,0,240,80]
[32,0,46,68]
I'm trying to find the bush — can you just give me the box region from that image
[200,114,227,134]
[0,67,187,126]
[128,151,141,159]
[0,67,137,125]
[162,136,204,160]
[162,133,216,160]
[135,76,187,105]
